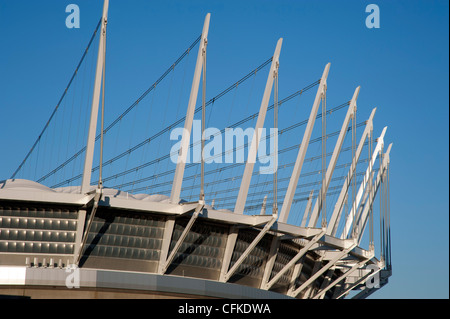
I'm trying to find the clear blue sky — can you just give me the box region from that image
[0,0,448,299]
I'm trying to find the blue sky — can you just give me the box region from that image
[0,0,448,298]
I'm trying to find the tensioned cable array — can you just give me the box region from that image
[179,148,370,202]
[50,58,275,188]
[94,96,370,219]
[35,34,202,184]
[131,141,369,195]
[181,160,371,205]
[56,80,322,190]
[15,20,381,235]
[113,105,363,195]
[72,97,355,206]
[98,79,322,187]
[11,18,102,180]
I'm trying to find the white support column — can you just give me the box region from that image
[278,63,330,223]
[289,241,357,298]
[288,260,304,294]
[331,193,346,237]
[260,236,280,288]
[353,170,376,234]
[326,108,376,236]
[234,38,283,214]
[219,227,239,282]
[341,127,387,239]
[303,261,322,298]
[81,0,109,194]
[312,260,368,299]
[72,209,86,264]
[222,213,277,282]
[170,13,210,204]
[158,217,175,274]
[335,261,383,299]
[311,268,334,299]
[263,230,325,290]
[160,204,204,274]
[75,190,102,265]
[307,87,359,228]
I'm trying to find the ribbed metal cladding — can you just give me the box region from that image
[227,228,272,287]
[0,204,77,255]
[166,217,228,280]
[79,208,165,271]
[0,203,345,298]
[268,241,300,293]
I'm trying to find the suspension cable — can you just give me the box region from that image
[273,65,279,215]
[321,86,327,227]
[88,101,358,191]
[50,58,276,188]
[98,81,328,183]
[200,38,207,202]
[11,18,102,179]
[191,168,370,206]
[98,20,107,189]
[119,121,368,197]
[36,35,202,184]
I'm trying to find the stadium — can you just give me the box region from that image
[0,1,392,299]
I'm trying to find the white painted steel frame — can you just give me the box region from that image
[307,87,360,227]
[81,0,109,194]
[312,258,371,299]
[278,63,330,224]
[262,229,325,290]
[158,218,176,274]
[160,203,204,274]
[170,13,210,204]
[341,127,387,239]
[288,143,392,298]
[75,188,102,265]
[288,240,357,297]
[355,143,392,244]
[222,212,277,282]
[234,38,283,215]
[335,260,384,299]
[260,195,268,215]
[219,39,283,282]
[326,108,376,236]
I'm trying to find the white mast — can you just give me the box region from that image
[170,13,210,204]
[307,86,360,228]
[234,38,283,215]
[326,108,376,236]
[277,63,330,224]
[80,0,109,194]
[341,127,387,239]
